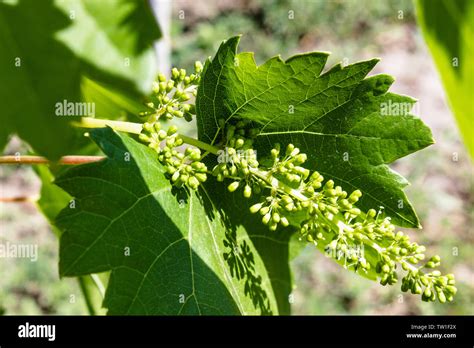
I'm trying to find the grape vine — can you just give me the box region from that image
[118,63,456,303]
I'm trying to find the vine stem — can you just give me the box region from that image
[73,117,143,134]
[0,118,219,165]
[0,155,105,165]
[77,276,96,316]
[77,117,219,155]
[0,195,39,202]
[90,274,106,298]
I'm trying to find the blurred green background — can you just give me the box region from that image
[0,0,472,315]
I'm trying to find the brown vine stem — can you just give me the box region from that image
[0,156,103,203]
[0,155,105,165]
[0,195,39,203]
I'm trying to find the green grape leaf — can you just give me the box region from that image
[55,128,280,315]
[416,0,474,158]
[56,0,161,94]
[196,36,434,228]
[0,0,160,158]
[80,77,152,122]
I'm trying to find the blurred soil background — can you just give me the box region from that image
[0,0,472,314]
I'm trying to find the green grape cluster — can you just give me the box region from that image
[401,258,457,303]
[141,61,203,122]
[211,122,456,302]
[268,143,310,186]
[139,122,207,190]
[212,119,260,197]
